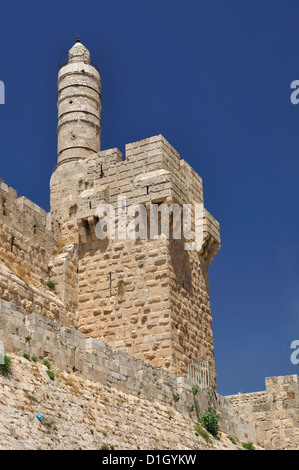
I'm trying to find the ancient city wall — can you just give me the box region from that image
[226,375,299,449]
[0,182,59,282]
[0,298,255,444]
[0,266,73,327]
[0,181,78,327]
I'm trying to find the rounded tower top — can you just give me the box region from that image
[68,37,90,65]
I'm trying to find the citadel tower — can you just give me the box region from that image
[51,39,221,388]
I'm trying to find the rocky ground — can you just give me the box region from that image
[0,353,249,450]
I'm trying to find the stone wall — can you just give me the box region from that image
[50,134,221,388]
[0,268,73,327]
[0,181,79,327]
[1,40,222,429]
[0,133,221,390]
[0,298,255,444]
[0,182,59,283]
[226,375,299,449]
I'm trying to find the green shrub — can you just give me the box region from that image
[31,356,37,363]
[194,423,210,443]
[192,385,199,396]
[228,435,239,446]
[101,444,114,450]
[46,280,57,291]
[23,353,30,361]
[0,355,12,377]
[242,441,255,450]
[46,370,55,381]
[43,360,51,370]
[173,392,180,402]
[201,408,220,437]
[187,402,195,412]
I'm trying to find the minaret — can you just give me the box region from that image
[51,38,101,242]
[57,36,101,166]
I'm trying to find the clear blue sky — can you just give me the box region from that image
[0,0,299,396]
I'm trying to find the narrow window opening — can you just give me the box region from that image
[10,236,15,253]
[109,272,112,296]
[2,198,6,216]
[100,164,104,178]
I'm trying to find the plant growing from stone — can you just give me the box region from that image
[192,385,199,396]
[201,408,220,437]
[46,370,55,381]
[173,392,180,402]
[101,444,115,450]
[242,441,255,450]
[43,360,51,370]
[0,355,12,377]
[46,280,57,291]
[187,403,195,412]
[228,435,239,446]
[194,423,210,443]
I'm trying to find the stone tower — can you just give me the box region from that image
[51,38,101,243]
[57,36,101,165]
[50,39,221,390]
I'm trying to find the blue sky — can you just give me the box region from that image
[0,0,299,396]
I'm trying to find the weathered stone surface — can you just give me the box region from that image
[226,375,299,449]
[0,299,256,445]
[0,352,254,450]
[1,38,294,450]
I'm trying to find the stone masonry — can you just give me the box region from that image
[49,39,221,388]
[0,298,256,444]
[0,37,298,450]
[0,38,221,390]
[226,375,299,449]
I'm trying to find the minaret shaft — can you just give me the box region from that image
[56,40,101,166]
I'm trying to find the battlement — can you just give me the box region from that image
[82,135,204,206]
